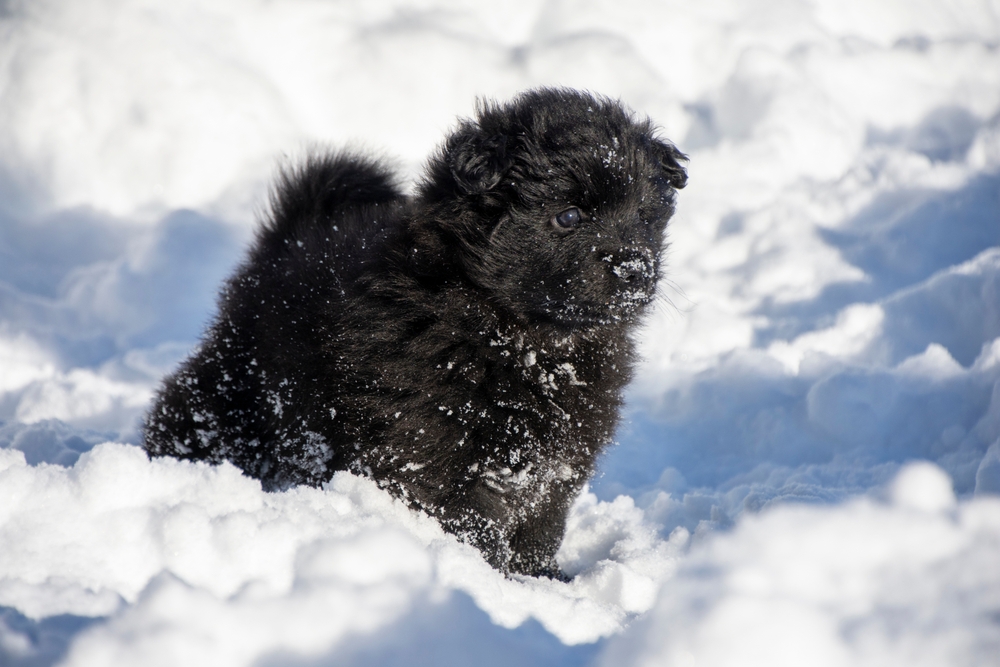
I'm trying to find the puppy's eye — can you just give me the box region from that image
[552,207,582,231]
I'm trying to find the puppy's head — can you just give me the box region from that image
[418,88,687,330]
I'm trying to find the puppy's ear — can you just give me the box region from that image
[652,139,688,189]
[449,125,513,195]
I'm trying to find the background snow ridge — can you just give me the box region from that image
[1,1,999,665]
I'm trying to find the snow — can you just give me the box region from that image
[1,0,999,665]
[602,466,1000,667]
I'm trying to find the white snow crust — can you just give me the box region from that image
[1,1,999,665]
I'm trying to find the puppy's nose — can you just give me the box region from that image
[609,249,654,286]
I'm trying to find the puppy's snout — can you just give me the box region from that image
[609,249,655,287]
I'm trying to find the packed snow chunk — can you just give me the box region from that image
[601,470,1000,667]
[558,492,655,576]
[0,444,276,614]
[890,460,957,512]
[557,491,688,614]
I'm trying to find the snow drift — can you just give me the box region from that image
[1,0,999,665]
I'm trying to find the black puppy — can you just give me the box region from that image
[143,88,686,577]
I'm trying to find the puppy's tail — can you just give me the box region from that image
[262,151,402,240]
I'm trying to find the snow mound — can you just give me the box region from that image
[0,443,683,665]
[603,463,1000,667]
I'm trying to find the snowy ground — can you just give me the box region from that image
[2,1,1000,665]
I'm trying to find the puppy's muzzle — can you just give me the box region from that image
[609,248,655,288]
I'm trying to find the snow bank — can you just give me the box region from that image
[3,447,998,666]
[0,442,680,665]
[602,463,1000,667]
[1,0,999,664]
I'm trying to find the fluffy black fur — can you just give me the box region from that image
[143,88,687,577]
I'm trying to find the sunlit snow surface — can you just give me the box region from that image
[1,1,1000,665]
